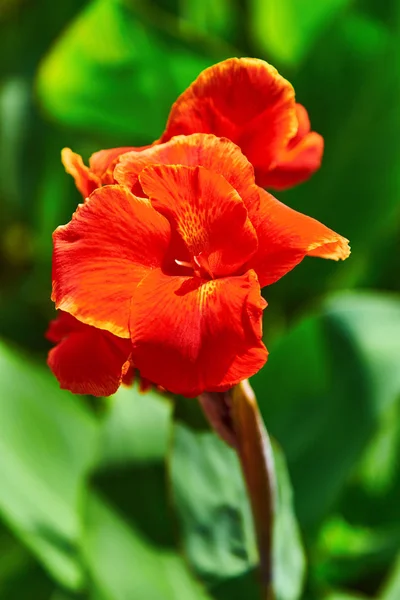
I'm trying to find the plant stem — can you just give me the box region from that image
[231,380,276,600]
[199,380,276,600]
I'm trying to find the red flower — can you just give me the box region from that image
[50,134,349,397]
[63,59,321,197]
[161,58,323,190]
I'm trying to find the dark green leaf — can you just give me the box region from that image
[267,13,400,307]
[252,292,400,533]
[0,522,54,600]
[324,593,370,600]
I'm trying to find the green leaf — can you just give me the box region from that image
[268,12,400,304]
[170,421,257,587]
[313,515,398,589]
[178,0,237,41]
[324,393,400,587]
[248,0,350,66]
[324,593,370,600]
[36,0,215,143]
[0,522,54,600]
[273,446,306,600]
[252,292,400,533]
[380,554,400,600]
[170,400,305,600]
[81,386,212,600]
[0,341,98,590]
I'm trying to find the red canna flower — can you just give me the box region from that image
[161,58,323,190]
[50,134,349,397]
[62,58,321,199]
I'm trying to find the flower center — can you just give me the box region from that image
[174,252,214,279]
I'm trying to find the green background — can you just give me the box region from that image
[0,0,400,598]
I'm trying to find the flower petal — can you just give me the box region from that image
[248,188,350,287]
[263,104,324,189]
[52,185,170,337]
[139,164,258,277]
[129,269,267,397]
[161,58,298,186]
[114,133,259,213]
[46,311,131,396]
[61,148,101,198]
[89,145,147,184]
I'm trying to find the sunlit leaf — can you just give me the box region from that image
[248,0,350,66]
[36,0,215,143]
[313,515,398,589]
[273,447,306,600]
[380,554,400,600]
[81,386,211,600]
[0,341,98,590]
[170,399,305,600]
[170,422,257,586]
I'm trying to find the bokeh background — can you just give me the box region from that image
[1,0,400,598]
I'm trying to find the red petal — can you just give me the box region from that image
[161,58,298,186]
[89,146,148,184]
[61,148,101,198]
[114,133,259,214]
[46,311,131,397]
[52,185,170,337]
[262,104,324,189]
[248,188,350,287]
[139,164,258,277]
[89,147,138,176]
[129,269,268,397]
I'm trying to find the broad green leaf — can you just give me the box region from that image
[252,292,400,532]
[324,593,369,600]
[248,0,350,66]
[322,395,400,589]
[0,341,98,590]
[36,0,216,142]
[170,422,257,586]
[267,12,400,305]
[380,554,400,600]
[83,492,211,600]
[273,446,306,600]
[0,78,30,211]
[0,522,54,599]
[50,592,83,600]
[81,386,211,600]
[312,515,398,589]
[170,399,305,600]
[179,0,237,41]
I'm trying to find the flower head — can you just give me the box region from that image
[161,58,323,189]
[50,134,349,397]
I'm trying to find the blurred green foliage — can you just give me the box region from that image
[0,0,399,598]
